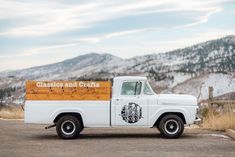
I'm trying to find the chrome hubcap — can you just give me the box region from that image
[61,120,76,136]
[164,119,179,135]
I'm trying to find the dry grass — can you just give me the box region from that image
[201,106,235,131]
[0,105,24,119]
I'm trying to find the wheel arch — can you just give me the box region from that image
[53,112,84,128]
[153,112,186,128]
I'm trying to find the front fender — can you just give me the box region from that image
[149,106,190,126]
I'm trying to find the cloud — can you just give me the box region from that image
[142,28,235,52]
[0,27,157,58]
[0,43,78,58]
[0,1,102,36]
[79,27,159,43]
[0,0,225,37]
[2,27,234,60]
[174,7,222,28]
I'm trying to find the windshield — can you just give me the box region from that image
[143,82,155,95]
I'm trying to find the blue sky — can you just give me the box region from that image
[0,0,235,71]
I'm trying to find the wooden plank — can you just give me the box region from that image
[26,80,111,101]
[208,86,213,108]
[208,86,213,99]
[211,100,235,104]
[26,93,110,101]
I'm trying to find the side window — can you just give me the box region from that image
[121,82,142,95]
[144,82,154,95]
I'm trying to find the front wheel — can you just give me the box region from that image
[56,115,82,139]
[158,114,184,138]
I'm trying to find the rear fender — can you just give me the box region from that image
[50,108,85,124]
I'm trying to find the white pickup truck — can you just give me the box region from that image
[25,76,199,139]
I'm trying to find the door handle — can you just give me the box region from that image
[116,98,123,101]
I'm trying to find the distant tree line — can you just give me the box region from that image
[148,67,174,81]
[0,87,16,106]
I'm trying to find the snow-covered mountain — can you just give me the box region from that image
[0,35,234,105]
[0,53,123,80]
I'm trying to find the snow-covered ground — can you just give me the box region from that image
[172,73,235,101]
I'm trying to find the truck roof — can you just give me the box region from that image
[114,76,147,81]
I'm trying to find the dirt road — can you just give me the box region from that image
[0,120,234,157]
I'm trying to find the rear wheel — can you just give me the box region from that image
[56,115,82,139]
[158,114,184,138]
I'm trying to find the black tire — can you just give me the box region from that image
[158,114,184,138]
[56,115,82,139]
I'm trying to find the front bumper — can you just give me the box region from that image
[194,116,201,124]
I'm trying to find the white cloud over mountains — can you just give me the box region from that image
[0,0,224,37]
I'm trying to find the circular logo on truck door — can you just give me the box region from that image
[121,102,142,123]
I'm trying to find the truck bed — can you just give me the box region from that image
[25,81,111,126]
[26,80,111,100]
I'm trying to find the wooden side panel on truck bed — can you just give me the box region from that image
[26,81,111,101]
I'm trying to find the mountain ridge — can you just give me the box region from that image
[1,35,235,75]
[0,35,234,105]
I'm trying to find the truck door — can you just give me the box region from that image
[114,81,148,126]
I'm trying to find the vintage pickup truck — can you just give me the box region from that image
[25,76,199,139]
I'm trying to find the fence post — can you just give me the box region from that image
[208,86,213,108]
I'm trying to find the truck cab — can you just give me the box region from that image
[111,76,153,126]
[25,76,199,139]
